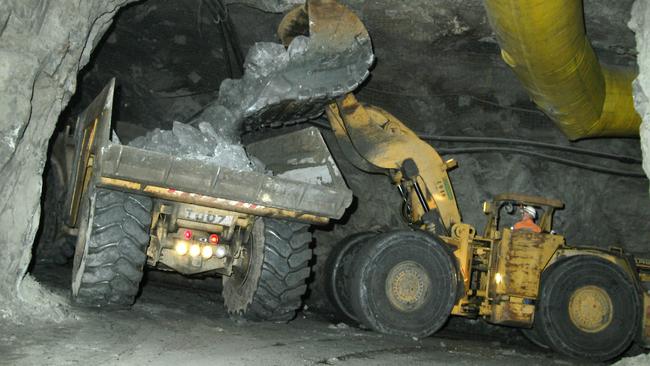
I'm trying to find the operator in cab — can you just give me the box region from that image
[512,205,541,233]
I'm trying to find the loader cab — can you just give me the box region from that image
[481,193,564,239]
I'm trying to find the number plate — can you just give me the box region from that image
[182,207,235,226]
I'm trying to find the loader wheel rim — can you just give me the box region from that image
[568,285,613,333]
[385,260,430,312]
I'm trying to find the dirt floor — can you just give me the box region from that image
[0,264,605,366]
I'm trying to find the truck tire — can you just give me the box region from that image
[223,218,312,321]
[348,230,459,337]
[71,188,152,307]
[36,157,75,264]
[324,231,377,323]
[535,256,641,361]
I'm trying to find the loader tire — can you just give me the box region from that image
[349,230,459,337]
[223,218,312,321]
[71,188,152,307]
[324,231,377,323]
[536,256,641,361]
[520,325,550,349]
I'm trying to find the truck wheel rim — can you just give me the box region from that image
[385,260,430,312]
[229,221,263,291]
[231,238,252,288]
[568,285,613,333]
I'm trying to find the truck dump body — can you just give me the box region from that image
[100,130,351,222]
[66,79,352,227]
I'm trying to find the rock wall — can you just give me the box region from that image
[630,0,650,186]
[0,0,132,321]
[227,0,303,13]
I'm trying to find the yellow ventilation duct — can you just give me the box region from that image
[483,0,641,140]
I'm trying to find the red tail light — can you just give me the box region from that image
[183,229,192,240]
[209,234,219,245]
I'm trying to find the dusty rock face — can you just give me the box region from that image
[0,0,133,320]
[227,0,304,13]
[630,0,650,186]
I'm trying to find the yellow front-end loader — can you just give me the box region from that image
[272,3,650,361]
[322,92,650,362]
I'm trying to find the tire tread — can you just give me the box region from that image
[72,188,152,308]
[229,219,312,321]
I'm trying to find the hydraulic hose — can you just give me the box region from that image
[419,134,642,165]
[437,147,647,178]
[306,120,645,178]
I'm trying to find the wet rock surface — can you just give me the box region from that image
[614,353,650,366]
[1,263,600,366]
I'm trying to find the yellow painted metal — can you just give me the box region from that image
[490,298,536,327]
[326,94,462,230]
[491,230,562,299]
[68,118,98,226]
[547,247,636,282]
[278,0,369,52]
[568,285,613,333]
[450,223,476,292]
[480,229,564,327]
[482,229,563,326]
[483,0,641,139]
[98,177,330,224]
[642,291,650,347]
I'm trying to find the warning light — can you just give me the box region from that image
[209,234,219,245]
[183,229,192,240]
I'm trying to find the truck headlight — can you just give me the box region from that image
[201,245,213,259]
[175,241,188,256]
[189,244,201,257]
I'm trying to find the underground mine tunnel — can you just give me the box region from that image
[2,0,650,364]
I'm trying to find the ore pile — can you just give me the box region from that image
[190,32,373,139]
[129,121,256,172]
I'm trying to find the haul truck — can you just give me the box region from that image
[56,78,353,321]
[52,0,368,322]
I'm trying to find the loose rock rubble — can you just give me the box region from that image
[129,121,256,171]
